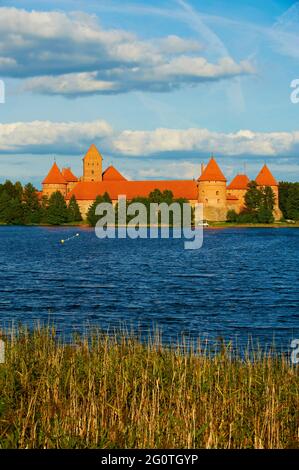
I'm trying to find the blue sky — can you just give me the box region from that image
[0,0,299,186]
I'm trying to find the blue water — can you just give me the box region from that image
[0,226,298,351]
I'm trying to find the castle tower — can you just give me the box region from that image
[255,164,282,220]
[62,167,78,194]
[197,157,227,221]
[82,144,103,182]
[227,174,250,213]
[42,162,67,198]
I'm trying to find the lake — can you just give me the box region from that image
[0,226,298,352]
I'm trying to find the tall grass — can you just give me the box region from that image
[0,326,298,449]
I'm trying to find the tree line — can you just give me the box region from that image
[0,180,82,225]
[0,179,298,226]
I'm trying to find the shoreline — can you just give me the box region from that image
[1,222,299,229]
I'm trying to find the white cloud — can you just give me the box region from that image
[0,120,299,159]
[0,120,112,153]
[112,127,299,157]
[0,7,254,95]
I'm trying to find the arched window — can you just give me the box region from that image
[205,198,208,203]
[216,190,219,195]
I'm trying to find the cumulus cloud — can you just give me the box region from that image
[112,127,299,157]
[0,7,254,95]
[0,120,112,153]
[0,120,299,159]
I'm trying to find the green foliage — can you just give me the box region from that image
[45,191,69,225]
[0,181,25,224]
[23,183,42,224]
[279,182,299,220]
[87,192,112,226]
[67,195,82,222]
[226,209,239,223]
[230,182,275,224]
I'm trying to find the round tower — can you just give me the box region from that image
[42,162,67,198]
[197,157,227,221]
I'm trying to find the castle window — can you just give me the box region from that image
[217,199,220,204]
[91,170,94,175]
[216,191,219,195]
[205,198,208,203]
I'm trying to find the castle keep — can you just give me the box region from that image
[41,144,281,221]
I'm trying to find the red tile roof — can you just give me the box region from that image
[66,180,198,201]
[198,157,226,182]
[42,162,66,185]
[83,144,103,161]
[255,164,278,186]
[62,167,78,182]
[227,174,250,190]
[102,166,127,181]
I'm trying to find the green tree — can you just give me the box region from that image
[87,193,112,226]
[46,191,69,225]
[257,186,275,223]
[227,209,238,223]
[286,185,299,220]
[23,183,41,224]
[244,181,262,213]
[67,195,82,222]
[278,182,292,219]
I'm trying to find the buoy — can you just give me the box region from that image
[60,233,80,244]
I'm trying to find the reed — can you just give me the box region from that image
[0,326,298,449]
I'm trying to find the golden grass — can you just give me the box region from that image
[0,326,298,449]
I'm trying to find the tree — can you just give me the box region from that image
[46,191,69,225]
[244,181,262,213]
[23,183,41,224]
[286,185,299,220]
[0,182,25,224]
[227,209,238,223]
[278,182,291,219]
[67,195,82,222]
[257,186,275,223]
[87,193,112,226]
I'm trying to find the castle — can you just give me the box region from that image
[41,144,281,221]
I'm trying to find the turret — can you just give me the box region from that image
[197,157,227,221]
[255,164,282,220]
[42,162,67,198]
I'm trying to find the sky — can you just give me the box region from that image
[0,0,299,186]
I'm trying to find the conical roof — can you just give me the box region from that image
[255,164,277,186]
[102,165,127,181]
[227,174,250,190]
[42,162,66,185]
[62,167,78,182]
[198,157,226,182]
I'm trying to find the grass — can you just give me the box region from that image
[0,326,298,449]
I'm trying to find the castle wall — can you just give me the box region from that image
[42,183,67,198]
[198,181,227,221]
[226,189,247,213]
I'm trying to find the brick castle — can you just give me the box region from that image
[41,144,281,221]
